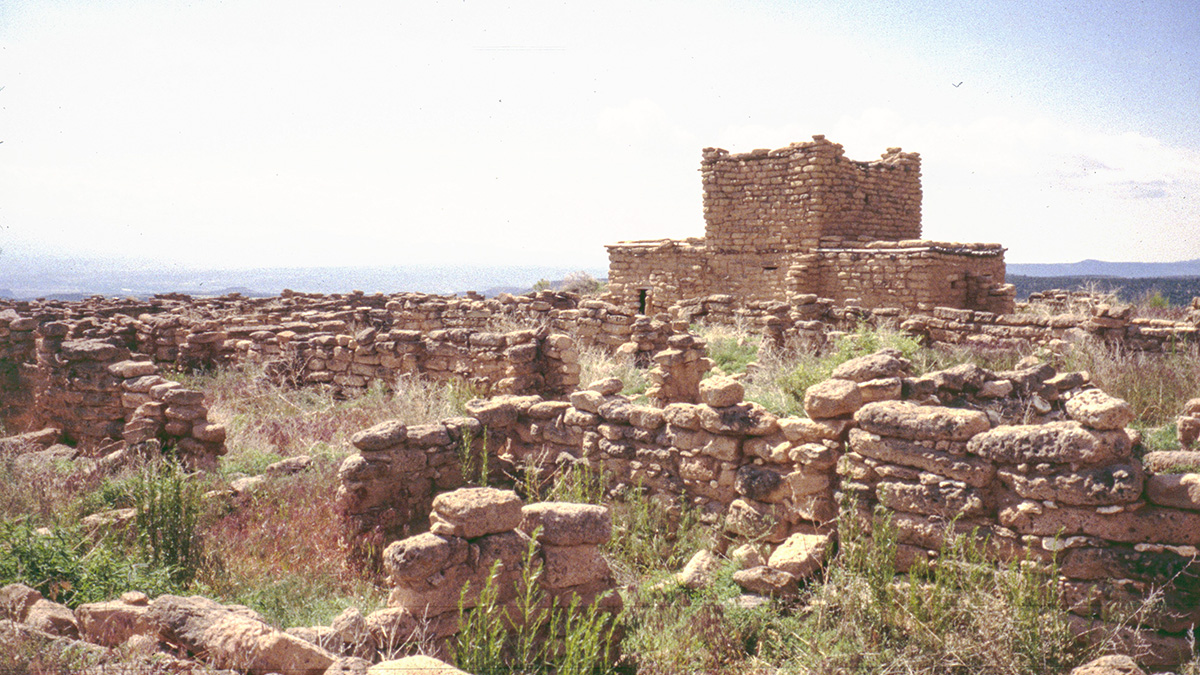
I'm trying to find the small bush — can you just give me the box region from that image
[133,461,204,585]
[453,529,620,675]
[0,519,179,607]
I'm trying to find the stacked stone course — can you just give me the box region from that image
[607,135,1015,315]
[802,353,1200,667]
[380,487,621,656]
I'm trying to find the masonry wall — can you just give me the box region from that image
[0,311,225,467]
[812,370,1200,667]
[700,136,922,252]
[337,380,843,566]
[605,239,708,315]
[802,243,1012,314]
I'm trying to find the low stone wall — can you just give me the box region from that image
[666,292,1199,355]
[0,313,224,466]
[337,373,844,567]
[380,487,621,655]
[803,353,1200,667]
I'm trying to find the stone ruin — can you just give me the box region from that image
[606,135,1015,316]
[337,347,1200,667]
[2,278,1200,669]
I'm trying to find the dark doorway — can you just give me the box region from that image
[638,289,649,315]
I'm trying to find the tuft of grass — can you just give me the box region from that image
[0,518,181,607]
[701,324,762,376]
[1061,339,1200,426]
[453,527,621,675]
[132,460,204,585]
[577,344,649,397]
[176,364,478,462]
[605,486,711,583]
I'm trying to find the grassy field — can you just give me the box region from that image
[3,316,1200,674]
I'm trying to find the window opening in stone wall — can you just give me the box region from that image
[763,266,778,272]
[638,289,649,314]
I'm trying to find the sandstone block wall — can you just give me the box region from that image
[379,488,620,654]
[338,377,845,567]
[796,242,1014,314]
[0,311,224,467]
[701,136,921,252]
[606,135,1010,315]
[806,353,1199,667]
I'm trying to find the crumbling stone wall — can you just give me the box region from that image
[804,353,1199,667]
[607,135,1013,314]
[0,312,225,467]
[338,375,843,565]
[380,488,621,654]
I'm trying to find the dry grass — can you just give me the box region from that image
[1058,338,1200,426]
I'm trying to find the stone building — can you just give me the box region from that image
[606,135,1014,315]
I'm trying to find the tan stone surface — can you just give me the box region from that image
[1065,389,1135,430]
[767,533,831,579]
[855,401,990,442]
[520,502,612,546]
[1145,473,1200,510]
[803,378,862,419]
[968,422,1132,465]
[430,487,523,539]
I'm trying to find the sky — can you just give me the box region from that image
[1,0,1198,272]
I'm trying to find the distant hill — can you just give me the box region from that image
[1007,274,1200,305]
[1007,259,1200,278]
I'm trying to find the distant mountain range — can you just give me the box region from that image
[1007,259,1200,278]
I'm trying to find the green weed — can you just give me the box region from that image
[0,518,179,607]
[453,527,620,675]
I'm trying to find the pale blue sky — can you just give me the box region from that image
[1,0,1197,270]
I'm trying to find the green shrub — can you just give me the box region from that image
[0,519,178,607]
[605,486,709,580]
[453,528,620,675]
[132,461,203,585]
[707,334,760,375]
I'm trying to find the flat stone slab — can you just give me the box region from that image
[855,401,990,442]
[430,487,524,539]
[519,502,612,546]
[996,463,1144,506]
[849,428,995,487]
[967,422,1132,465]
[999,501,1200,545]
